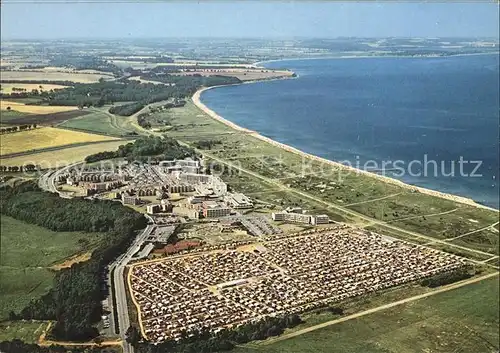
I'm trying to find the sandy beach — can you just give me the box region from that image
[192,86,498,212]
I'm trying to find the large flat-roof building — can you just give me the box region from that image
[272,211,330,225]
[122,194,140,205]
[159,159,202,174]
[202,201,231,218]
[224,193,254,209]
[311,214,330,225]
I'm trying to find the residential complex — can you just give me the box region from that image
[129,225,466,342]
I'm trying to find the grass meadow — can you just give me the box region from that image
[234,277,499,353]
[0,216,103,319]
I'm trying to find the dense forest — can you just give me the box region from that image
[135,314,303,353]
[1,182,147,341]
[84,136,196,163]
[139,73,241,92]
[108,101,144,116]
[48,55,121,74]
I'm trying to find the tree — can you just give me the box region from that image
[125,326,140,346]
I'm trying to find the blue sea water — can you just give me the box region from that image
[201,55,500,208]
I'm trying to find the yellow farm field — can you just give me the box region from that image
[1,100,77,114]
[0,140,127,168]
[0,127,119,155]
[0,83,67,94]
[0,70,112,83]
[128,76,166,85]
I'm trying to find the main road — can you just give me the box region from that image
[108,215,154,353]
[38,161,84,197]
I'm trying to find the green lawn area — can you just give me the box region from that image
[58,108,129,136]
[235,277,499,353]
[0,320,48,343]
[0,215,103,319]
[0,215,102,268]
[449,228,499,255]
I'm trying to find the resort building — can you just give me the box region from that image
[224,193,254,209]
[311,215,330,225]
[202,201,231,218]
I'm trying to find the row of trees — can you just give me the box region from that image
[0,164,37,173]
[420,266,475,288]
[109,101,144,116]
[193,139,222,150]
[0,340,115,353]
[1,124,37,134]
[84,136,196,164]
[1,182,147,340]
[0,79,74,85]
[136,314,303,353]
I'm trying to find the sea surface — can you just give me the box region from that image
[201,54,500,208]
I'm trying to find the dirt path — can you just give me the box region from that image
[262,272,499,345]
[446,221,500,241]
[385,208,458,223]
[344,192,402,207]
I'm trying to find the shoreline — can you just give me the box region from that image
[252,51,500,67]
[192,86,498,212]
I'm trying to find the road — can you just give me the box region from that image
[108,216,154,353]
[263,271,499,345]
[38,162,85,197]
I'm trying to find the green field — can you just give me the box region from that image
[0,320,48,343]
[0,109,30,123]
[58,108,131,136]
[0,215,103,319]
[234,277,499,353]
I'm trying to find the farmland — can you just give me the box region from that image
[0,109,90,126]
[234,276,499,353]
[0,69,113,83]
[0,100,77,114]
[58,108,132,136]
[0,215,102,320]
[0,140,128,168]
[0,83,67,94]
[0,126,119,156]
